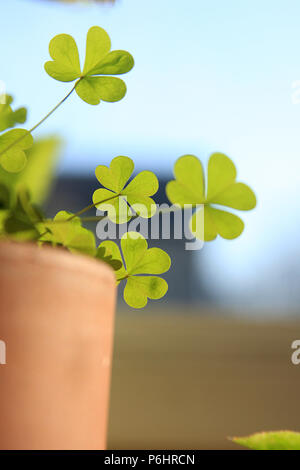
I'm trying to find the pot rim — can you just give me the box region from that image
[0,240,116,285]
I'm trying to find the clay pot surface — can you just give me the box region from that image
[0,241,116,450]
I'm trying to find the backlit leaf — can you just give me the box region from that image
[205,206,244,240]
[124,276,168,309]
[0,129,33,173]
[98,232,171,308]
[41,211,96,256]
[0,137,61,204]
[83,26,111,75]
[4,189,42,241]
[96,155,134,193]
[93,156,158,223]
[0,95,27,132]
[45,26,134,105]
[208,182,256,210]
[166,155,205,206]
[87,50,134,76]
[167,153,256,241]
[45,34,81,82]
[96,243,124,274]
[75,76,126,105]
[121,232,170,275]
[206,152,236,200]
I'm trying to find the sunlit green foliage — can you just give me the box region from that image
[0,96,32,173]
[99,232,171,308]
[233,431,300,450]
[0,137,61,204]
[0,95,26,132]
[93,156,158,223]
[0,129,33,173]
[4,188,43,241]
[166,153,256,241]
[0,25,257,312]
[96,245,122,271]
[45,26,134,105]
[40,211,96,256]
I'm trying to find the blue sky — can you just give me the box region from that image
[1,0,300,311]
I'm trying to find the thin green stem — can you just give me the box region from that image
[37,228,51,240]
[65,202,183,225]
[30,84,77,133]
[36,195,119,240]
[0,82,78,159]
[40,214,109,225]
[66,194,119,221]
[80,216,108,222]
[36,199,186,241]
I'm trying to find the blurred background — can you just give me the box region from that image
[1,0,300,449]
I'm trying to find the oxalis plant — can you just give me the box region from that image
[1,24,295,452]
[0,25,257,309]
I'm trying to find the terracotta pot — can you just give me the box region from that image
[0,241,116,450]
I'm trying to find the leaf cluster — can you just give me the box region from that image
[0,96,33,173]
[166,153,256,241]
[0,26,257,309]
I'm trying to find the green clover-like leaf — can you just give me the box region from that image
[93,156,158,223]
[0,129,33,173]
[0,137,61,204]
[96,245,122,271]
[166,153,256,241]
[45,26,134,105]
[99,232,171,308]
[233,431,300,450]
[40,211,96,256]
[44,34,81,82]
[4,188,43,241]
[0,95,27,132]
